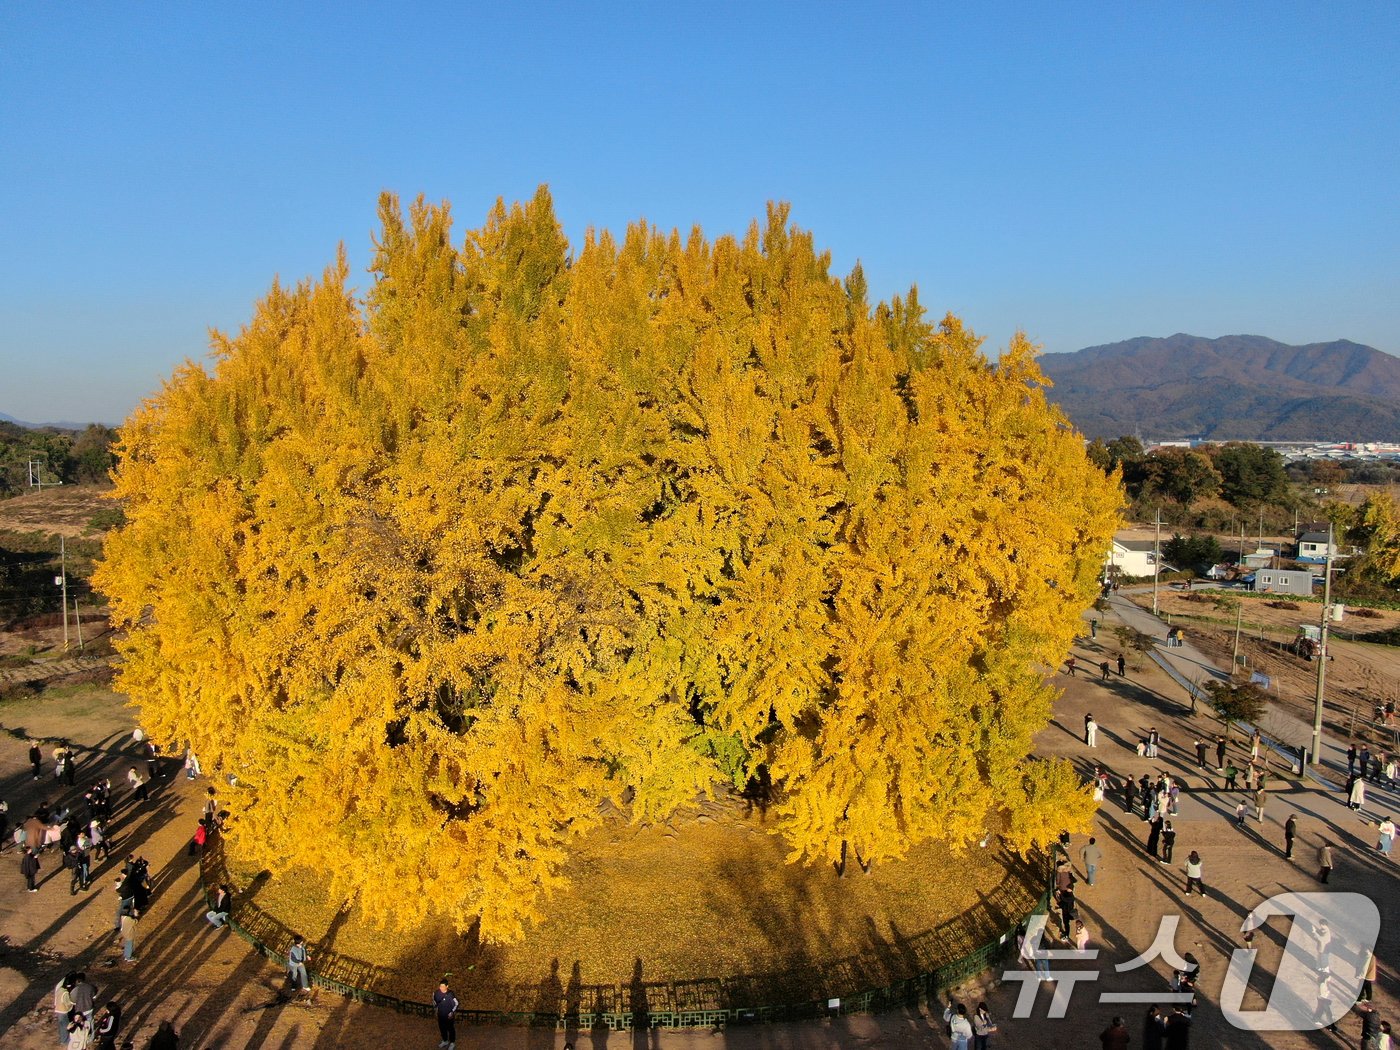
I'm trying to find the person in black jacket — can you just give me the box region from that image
[1164,1004,1192,1048]
[433,979,460,1049]
[21,847,40,891]
[1142,1005,1165,1050]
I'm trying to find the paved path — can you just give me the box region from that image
[1100,588,1400,818]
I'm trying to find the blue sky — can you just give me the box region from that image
[2,3,1397,424]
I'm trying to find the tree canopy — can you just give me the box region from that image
[95,190,1120,941]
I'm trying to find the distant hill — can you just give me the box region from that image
[1038,334,1400,440]
[0,412,105,431]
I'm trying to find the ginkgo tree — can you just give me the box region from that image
[95,189,1120,942]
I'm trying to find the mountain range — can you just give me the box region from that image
[1037,334,1400,441]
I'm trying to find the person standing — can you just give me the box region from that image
[1194,738,1207,768]
[1080,837,1103,886]
[1378,816,1396,856]
[1361,950,1378,1003]
[1361,746,1373,780]
[943,1001,974,1050]
[1100,1016,1131,1049]
[1184,851,1204,895]
[120,912,139,963]
[1147,813,1163,859]
[1235,800,1248,828]
[20,846,39,892]
[1284,813,1297,859]
[1117,653,1126,676]
[1090,618,1098,639]
[287,935,311,993]
[1148,727,1160,759]
[1351,777,1367,813]
[433,980,460,1050]
[1086,717,1098,748]
[971,1002,996,1050]
[1122,776,1136,815]
[1216,735,1228,771]
[127,767,148,804]
[94,1001,121,1050]
[1317,841,1334,883]
[1254,787,1267,823]
[1348,743,1358,778]
[1164,1005,1192,1048]
[29,739,42,779]
[1058,883,1076,936]
[1250,729,1261,761]
[1161,821,1176,864]
[1143,1005,1166,1050]
[1099,661,1111,681]
[66,1006,92,1050]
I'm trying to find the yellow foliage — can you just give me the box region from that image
[94,190,1121,942]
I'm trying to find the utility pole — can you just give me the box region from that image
[1232,602,1243,670]
[59,536,69,649]
[1152,507,1163,616]
[72,595,85,651]
[1310,524,1335,767]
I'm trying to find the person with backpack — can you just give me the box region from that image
[943,1000,974,1050]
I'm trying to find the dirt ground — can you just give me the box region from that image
[1134,589,1400,757]
[0,484,116,540]
[231,795,1040,1011]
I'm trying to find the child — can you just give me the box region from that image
[1235,801,1248,828]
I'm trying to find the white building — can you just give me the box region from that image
[1104,537,1159,579]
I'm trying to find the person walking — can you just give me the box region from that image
[29,739,42,779]
[1065,655,1077,677]
[1080,837,1103,886]
[1161,820,1176,864]
[971,1002,996,1050]
[1317,841,1334,883]
[1377,816,1396,856]
[1100,1016,1131,1049]
[1117,653,1126,676]
[1086,717,1098,748]
[1184,851,1204,896]
[433,979,459,1050]
[20,846,40,891]
[120,911,138,963]
[1284,813,1297,859]
[943,1001,974,1050]
[127,767,148,804]
[1099,661,1111,681]
[1090,617,1098,639]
